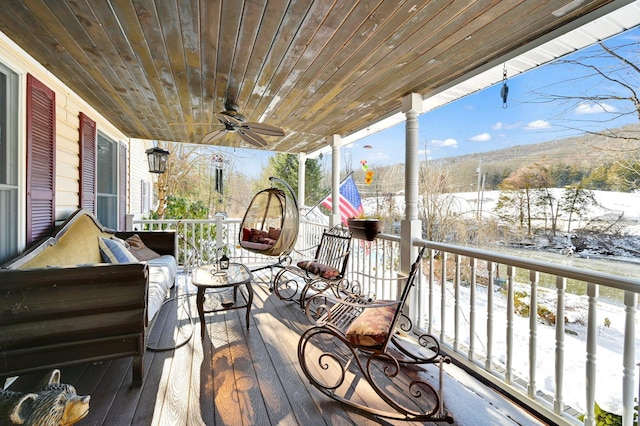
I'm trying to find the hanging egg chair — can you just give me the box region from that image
[239,177,299,257]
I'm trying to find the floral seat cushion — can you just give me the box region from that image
[345,302,398,347]
[297,260,341,279]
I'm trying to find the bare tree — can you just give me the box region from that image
[561,184,598,235]
[495,162,552,236]
[528,41,639,136]
[526,39,640,189]
[418,160,462,242]
[155,143,251,218]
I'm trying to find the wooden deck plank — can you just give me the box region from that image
[4,268,539,425]
[252,282,352,425]
[208,309,244,425]
[239,298,301,425]
[180,296,211,426]
[220,307,272,425]
[132,288,185,425]
[101,288,175,425]
[270,283,411,426]
[154,325,195,424]
[151,289,201,425]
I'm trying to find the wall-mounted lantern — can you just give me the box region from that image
[146,147,170,174]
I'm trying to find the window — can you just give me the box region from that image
[0,62,18,263]
[97,133,119,229]
[141,180,151,214]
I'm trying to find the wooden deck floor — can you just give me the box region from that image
[7,269,542,425]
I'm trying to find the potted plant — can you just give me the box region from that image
[347,216,383,241]
[346,160,383,241]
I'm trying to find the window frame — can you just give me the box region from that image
[0,62,19,263]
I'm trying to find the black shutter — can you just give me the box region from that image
[79,112,97,213]
[26,74,55,244]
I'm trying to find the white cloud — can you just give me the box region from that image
[431,138,458,148]
[470,133,491,142]
[492,121,521,130]
[368,151,390,161]
[575,102,617,114]
[525,120,551,130]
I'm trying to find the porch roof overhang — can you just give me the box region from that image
[0,0,638,155]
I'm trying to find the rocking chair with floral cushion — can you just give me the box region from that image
[297,247,453,423]
[272,227,353,307]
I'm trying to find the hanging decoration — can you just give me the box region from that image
[500,64,509,108]
[360,160,374,185]
[211,153,228,201]
[146,147,170,174]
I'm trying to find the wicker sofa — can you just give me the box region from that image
[0,209,177,386]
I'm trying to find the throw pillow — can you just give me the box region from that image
[268,227,281,240]
[250,228,266,243]
[125,234,161,261]
[98,237,138,264]
[111,235,131,249]
[242,227,251,241]
[297,261,341,279]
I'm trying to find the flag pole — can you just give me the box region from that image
[302,171,354,218]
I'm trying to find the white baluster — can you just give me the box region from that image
[506,265,515,384]
[454,254,460,351]
[528,270,538,398]
[486,261,494,371]
[554,276,566,415]
[584,282,599,426]
[440,252,447,343]
[469,257,477,361]
[622,290,637,426]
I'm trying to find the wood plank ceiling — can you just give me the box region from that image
[0,0,624,154]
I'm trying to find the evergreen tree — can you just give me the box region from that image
[268,153,324,205]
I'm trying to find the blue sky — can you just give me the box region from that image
[221,25,639,177]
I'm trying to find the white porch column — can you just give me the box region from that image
[297,152,306,207]
[401,93,423,275]
[330,135,342,227]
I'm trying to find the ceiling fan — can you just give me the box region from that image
[201,102,285,148]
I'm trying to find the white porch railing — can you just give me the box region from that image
[409,238,638,426]
[132,217,638,425]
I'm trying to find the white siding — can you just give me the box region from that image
[0,30,142,237]
[128,139,154,217]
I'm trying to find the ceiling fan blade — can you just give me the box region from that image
[201,128,227,144]
[214,112,241,127]
[242,121,285,136]
[238,129,268,147]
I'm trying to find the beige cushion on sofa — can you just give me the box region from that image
[16,214,111,269]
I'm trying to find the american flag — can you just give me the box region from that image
[320,175,364,224]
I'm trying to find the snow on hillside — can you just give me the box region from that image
[449,189,640,232]
[364,189,640,226]
[363,189,640,259]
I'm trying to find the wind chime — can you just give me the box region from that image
[211,153,227,206]
[501,64,509,108]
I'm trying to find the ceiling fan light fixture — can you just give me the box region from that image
[203,103,285,148]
